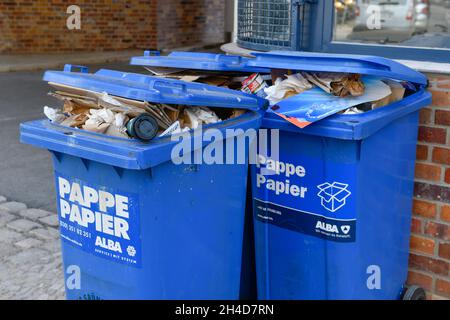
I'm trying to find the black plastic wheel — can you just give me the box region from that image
[402,285,427,300]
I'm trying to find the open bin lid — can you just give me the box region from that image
[43,65,267,111]
[130,50,427,86]
[247,51,427,86]
[21,65,267,170]
[129,50,431,139]
[130,51,271,73]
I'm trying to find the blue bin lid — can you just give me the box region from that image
[20,110,263,169]
[131,50,427,86]
[247,51,427,86]
[43,65,267,111]
[130,51,271,73]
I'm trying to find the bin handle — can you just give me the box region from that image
[144,50,161,57]
[63,64,89,73]
[153,80,188,96]
[217,55,242,65]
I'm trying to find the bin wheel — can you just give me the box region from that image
[402,285,426,300]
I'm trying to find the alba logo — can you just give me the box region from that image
[316,221,339,233]
[341,225,351,234]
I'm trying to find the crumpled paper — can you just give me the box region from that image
[82,108,115,133]
[182,107,221,129]
[60,113,88,128]
[303,72,365,97]
[43,106,67,123]
[62,100,91,115]
[264,73,313,105]
[105,112,129,138]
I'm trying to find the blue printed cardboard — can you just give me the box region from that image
[269,77,392,128]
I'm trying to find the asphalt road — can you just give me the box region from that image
[0,62,145,212]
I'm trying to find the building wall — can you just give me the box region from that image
[0,0,225,54]
[0,0,158,53]
[157,0,225,50]
[406,73,450,300]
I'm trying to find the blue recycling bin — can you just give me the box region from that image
[130,51,431,299]
[20,66,267,300]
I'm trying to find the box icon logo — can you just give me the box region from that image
[317,182,351,212]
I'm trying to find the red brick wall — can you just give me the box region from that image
[0,0,158,53]
[0,1,225,53]
[157,0,225,50]
[407,73,450,300]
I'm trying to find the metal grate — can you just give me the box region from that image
[237,0,312,51]
[297,2,311,51]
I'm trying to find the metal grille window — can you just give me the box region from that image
[237,0,312,51]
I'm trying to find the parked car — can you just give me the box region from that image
[414,2,430,34]
[335,0,357,24]
[349,0,417,43]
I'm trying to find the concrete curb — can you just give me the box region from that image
[0,43,223,73]
[0,51,142,73]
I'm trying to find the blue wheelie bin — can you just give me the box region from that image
[130,51,431,299]
[20,65,267,300]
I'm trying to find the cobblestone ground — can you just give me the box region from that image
[0,196,65,300]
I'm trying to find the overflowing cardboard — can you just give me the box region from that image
[141,64,410,130]
[264,73,313,104]
[303,72,365,97]
[43,85,247,141]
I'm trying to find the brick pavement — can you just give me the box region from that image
[0,197,65,300]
